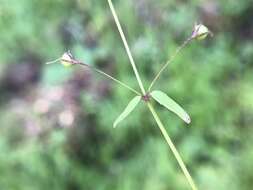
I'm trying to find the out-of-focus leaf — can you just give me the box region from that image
[150,90,191,124]
[113,96,141,128]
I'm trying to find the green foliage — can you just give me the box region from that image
[0,0,253,189]
[113,96,141,128]
[151,90,191,124]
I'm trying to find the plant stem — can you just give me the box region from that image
[147,102,198,190]
[78,62,141,96]
[148,37,192,91]
[58,58,141,95]
[107,0,146,95]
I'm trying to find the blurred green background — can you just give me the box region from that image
[0,0,253,189]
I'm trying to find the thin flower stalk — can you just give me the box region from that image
[148,23,212,91]
[47,56,141,96]
[79,62,141,95]
[148,36,193,91]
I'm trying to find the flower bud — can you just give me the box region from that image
[191,24,210,40]
[61,51,74,67]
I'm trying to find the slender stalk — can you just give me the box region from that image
[107,0,146,95]
[46,57,61,65]
[78,62,141,95]
[148,37,192,91]
[147,103,198,190]
[50,58,141,96]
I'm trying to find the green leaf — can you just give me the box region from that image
[113,96,141,128]
[150,90,191,124]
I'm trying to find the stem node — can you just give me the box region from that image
[141,93,151,102]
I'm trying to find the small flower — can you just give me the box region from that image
[46,50,77,66]
[61,51,75,67]
[191,23,212,40]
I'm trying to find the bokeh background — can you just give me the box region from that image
[0,0,253,189]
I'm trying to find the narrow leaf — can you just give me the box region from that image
[113,96,141,128]
[150,90,191,124]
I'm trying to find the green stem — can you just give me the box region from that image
[148,37,192,91]
[147,102,198,190]
[107,0,146,95]
[78,62,141,96]
[58,58,141,96]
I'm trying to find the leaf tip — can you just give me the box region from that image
[112,96,141,129]
[184,115,191,124]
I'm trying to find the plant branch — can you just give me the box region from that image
[107,0,146,95]
[147,102,198,190]
[61,59,141,96]
[148,37,193,91]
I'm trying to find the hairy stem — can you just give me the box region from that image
[107,0,146,95]
[147,103,198,190]
[148,37,192,91]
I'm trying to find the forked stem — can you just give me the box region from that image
[147,103,198,190]
[148,37,193,91]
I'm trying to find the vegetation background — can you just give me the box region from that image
[0,0,253,189]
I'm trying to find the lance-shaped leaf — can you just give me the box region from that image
[150,90,191,124]
[113,96,141,128]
